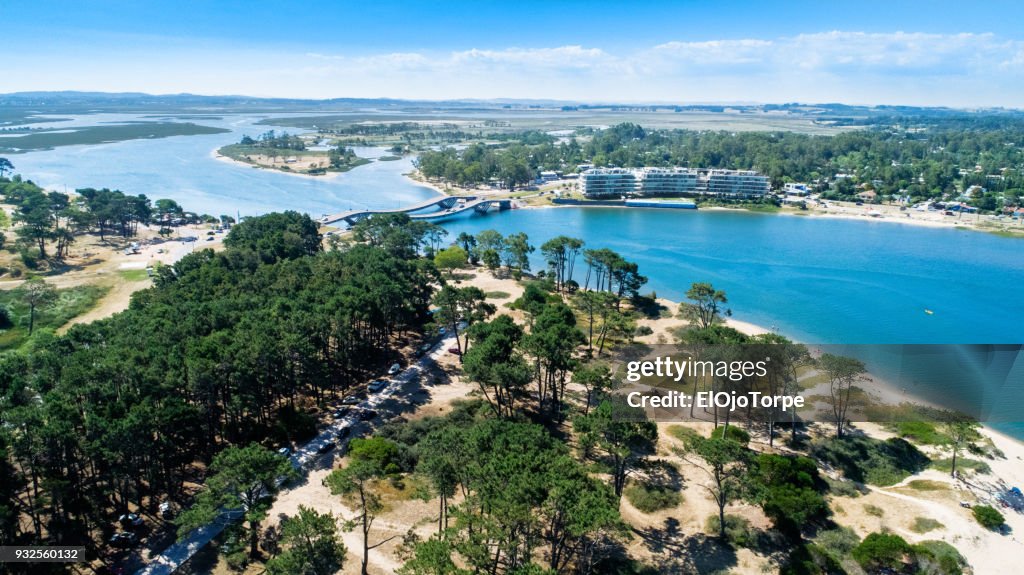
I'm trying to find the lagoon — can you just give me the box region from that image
[8,114,1022,429]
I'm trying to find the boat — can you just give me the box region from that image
[924,309,934,315]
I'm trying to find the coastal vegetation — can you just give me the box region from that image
[416,121,1024,213]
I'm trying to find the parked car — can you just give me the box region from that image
[359,409,378,421]
[388,363,401,375]
[336,426,351,440]
[438,327,447,335]
[318,441,337,454]
[448,346,461,355]
[158,501,174,520]
[277,447,291,457]
[118,513,144,528]
[333,407,349,418]
[368,380,388,393]
[109,532,138,547]
[341,395,361,405]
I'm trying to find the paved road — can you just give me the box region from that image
[134,335,456,575]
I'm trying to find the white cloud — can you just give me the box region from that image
[6,31,1024,106]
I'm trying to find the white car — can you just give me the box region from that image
[388,363,401,375]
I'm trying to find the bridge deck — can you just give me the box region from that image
[322,195,512,225]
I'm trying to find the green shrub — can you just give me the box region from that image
[813,526,860,558]
[911,516,944,533]
[912,540,967,575]
[825,476,864,497]
[973,505,1005,529]
[484,290,511,300]
[624,481,681,513]
[711,425,750,445]
[634,325,653,336]
[810,435,930,486]
[0,306,10,329]
[852,532,911,572]
[705,514,755,548]
[781,543,845,575]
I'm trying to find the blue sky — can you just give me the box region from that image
[5,0,1024,106]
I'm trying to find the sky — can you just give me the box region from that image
[4,0,1024,107]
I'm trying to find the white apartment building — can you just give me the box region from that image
[581,167,769,199]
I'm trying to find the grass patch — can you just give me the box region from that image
[930,457,990,475]
[906,479,948,491]
[910,517,943,533]
[119,269,151,282]
[0,284,109,351]
[666,425,701,444]
[864,504,885,517]
[887,420,949,445]
[484,290,511,300]
[377,155,402,161]
[624,481,681,513]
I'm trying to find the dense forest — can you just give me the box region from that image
[417,122,1024,209]
[0,212,441,566]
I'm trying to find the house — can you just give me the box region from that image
[856,190,877,202]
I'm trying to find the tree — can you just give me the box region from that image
[20,278,55,335]
[942,417,981,478]
[677,436,751,538]
[456,232,477,263]
[571,362,614,415]
[223,211,322,261]
[432,285,495,357]
[265,505,347,575]
[524,303,585,416]
[503,232,534,277]
[462,316,529,418]
[326,446,395,575]
[434,246,468,277]
[481,249,501,273]
[176,444,296,558]
[0,157,13,178]
[574,399,657,497]
[818,354,867,438]
[540,236,584,291]
[681,282,730,329]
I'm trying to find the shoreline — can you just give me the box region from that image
[637,296,1021,448]
[401,170,1023,237]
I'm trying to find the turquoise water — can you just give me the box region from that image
[440,207,1023,344]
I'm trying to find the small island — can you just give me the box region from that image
[217,130,370,175]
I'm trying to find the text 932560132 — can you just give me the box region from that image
[0,546,85,562]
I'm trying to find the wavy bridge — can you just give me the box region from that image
[322,195,512,226]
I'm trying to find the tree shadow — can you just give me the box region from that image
[634,519,738,574]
